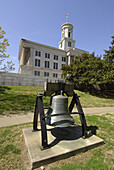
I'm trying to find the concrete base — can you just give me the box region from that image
[23,126,104,169]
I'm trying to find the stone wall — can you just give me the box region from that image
[0,72,46,87]
[1,72,113,93]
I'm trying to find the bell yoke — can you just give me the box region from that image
[33,81,88,150]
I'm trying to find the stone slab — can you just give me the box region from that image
[23,126,104,169]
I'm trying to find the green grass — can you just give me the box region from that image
[0,85,50,115]
[0,123,32,170]
[0,85,114,115]
[73,90,114,108]
[50,113,114,170]
[0,113,114,169]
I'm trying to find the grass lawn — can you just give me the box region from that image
[0,85,114,115]
[0,113,114,169]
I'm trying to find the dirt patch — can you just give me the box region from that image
[21,133,31,170]
[43,150,92,170]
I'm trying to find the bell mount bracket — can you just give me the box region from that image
[33,81,88,150]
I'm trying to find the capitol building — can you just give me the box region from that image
[18,17,87,82]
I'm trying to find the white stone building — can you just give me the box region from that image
[18,19,88,82]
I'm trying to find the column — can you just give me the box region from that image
[28,47,32,66]
[21,47,25,65]
[68,55,71,65]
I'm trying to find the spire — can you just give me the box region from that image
[59,14,75,50]
[66,12,69,23]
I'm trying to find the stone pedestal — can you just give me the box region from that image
[23,126,104,169]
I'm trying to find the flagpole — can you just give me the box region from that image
[66,12,68,23]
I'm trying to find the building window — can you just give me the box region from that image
[68,41,71,47]
[61,64,65,68]
[35,51,41,57]
[34,71,40,76]
[34,71,37,76]
[54,55,58,60]
[45,53,47,58]
[62,57,66,62]
[44,72,49,77]
[53,63,58,69]
[48,54,50,58]
[38,71,40,76]
[53,73,58,78]
[68,29,71,38]
[45,61,50,68]
[35,59,40,67]
[45,53,50,59]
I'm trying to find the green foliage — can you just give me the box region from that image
[62,36,114,85]
[62,52,104,85]
[0,26,15,71]
[103,36,114,83]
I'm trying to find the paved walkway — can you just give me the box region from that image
[0,107,114,128]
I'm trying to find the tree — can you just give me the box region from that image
[61,52,104,86]
[103,36,114,83]
[0,27,15,72]
[62,37,114,86]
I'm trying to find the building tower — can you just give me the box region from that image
[59,13,76,50]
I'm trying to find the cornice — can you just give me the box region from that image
[61,22,73,29]
[18,39,88,61]
[66,48,88,54]
[23,39,65,51]
[18,39,66,60]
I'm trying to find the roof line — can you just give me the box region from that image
[21,39,66,52]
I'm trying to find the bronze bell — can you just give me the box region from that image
[46,94,74,127]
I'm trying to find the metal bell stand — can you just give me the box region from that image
[33,82,88,150]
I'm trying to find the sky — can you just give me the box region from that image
[0,0,114,73]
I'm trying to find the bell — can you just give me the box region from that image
[46,95,74,127]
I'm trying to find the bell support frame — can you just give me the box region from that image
[33,82,88,150]
[33,93,48,150]
[69,91,88,138]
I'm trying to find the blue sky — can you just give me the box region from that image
[0,0,114,73]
